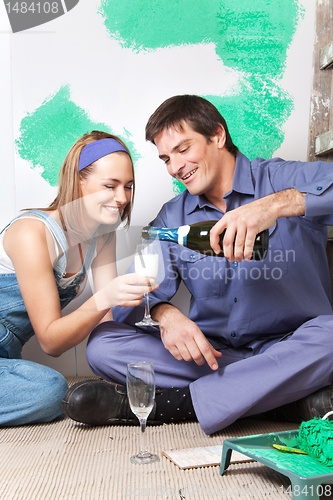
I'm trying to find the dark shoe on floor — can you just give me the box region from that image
[62,379,157,426]
[266,385,333,423]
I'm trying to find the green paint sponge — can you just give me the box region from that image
[298,418,333,467]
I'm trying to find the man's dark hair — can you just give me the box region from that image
[145,95,238,157]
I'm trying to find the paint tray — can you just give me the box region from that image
[220,429,333,499]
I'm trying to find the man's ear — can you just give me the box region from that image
[213,124,226,149]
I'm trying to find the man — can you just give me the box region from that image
[63,95,333,435]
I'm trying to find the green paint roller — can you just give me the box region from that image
[297,411,333,467]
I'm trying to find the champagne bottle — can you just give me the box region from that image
[142,220,269,260]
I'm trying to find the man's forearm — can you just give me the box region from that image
[151,302,177,322]
[272,188,306,219]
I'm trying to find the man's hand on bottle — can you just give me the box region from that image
[152,304,222,370]
[210,190,306,262]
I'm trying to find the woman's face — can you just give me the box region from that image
[80,152,134,230]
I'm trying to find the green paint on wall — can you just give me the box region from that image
[215,0,303,77]
[208,76,294,159]
[99,0,301,195]
[99,0,302,77]
[99,0,218,52]
[16,85,140,187]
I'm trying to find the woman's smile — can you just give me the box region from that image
[80,152,134,230]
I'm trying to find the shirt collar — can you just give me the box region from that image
[185,152,255,215]
[185,192,213,214]
[230,152,255,196]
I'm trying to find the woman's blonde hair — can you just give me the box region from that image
[47,130,135,241]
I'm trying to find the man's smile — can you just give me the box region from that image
[181,167,198,182]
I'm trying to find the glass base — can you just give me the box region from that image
[130,452,159,464]
[135,317,159,327]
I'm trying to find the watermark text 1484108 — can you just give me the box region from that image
[4,0,80,33]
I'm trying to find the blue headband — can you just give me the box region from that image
[78,138,129,171]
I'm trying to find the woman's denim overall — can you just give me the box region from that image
[0,210,97,425]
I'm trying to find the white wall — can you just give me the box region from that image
[0,0,317,376]
[0,3,15,228]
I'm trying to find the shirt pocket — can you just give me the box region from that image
[243,222,288,286]
[174,246,222,298]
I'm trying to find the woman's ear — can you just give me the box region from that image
[79,175,86,192]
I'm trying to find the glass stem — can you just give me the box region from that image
[144,292,152,319]
[139,418,148,456]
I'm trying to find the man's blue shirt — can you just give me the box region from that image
[113,153,333,350]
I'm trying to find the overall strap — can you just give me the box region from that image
[18,210,68,275]
[26,210,98,275]
[82,236,97,273]
[1,210,97,276]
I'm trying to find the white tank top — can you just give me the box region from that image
[0,215,87,291]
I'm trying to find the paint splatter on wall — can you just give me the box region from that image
[16,0,303,195]
[99,0,300,77]
[15,85,139,187]
[98,0,302,194]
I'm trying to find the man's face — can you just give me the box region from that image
[154,121,225,198]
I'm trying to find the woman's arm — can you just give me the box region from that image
[4,219,155,357]
[91,233,118,322]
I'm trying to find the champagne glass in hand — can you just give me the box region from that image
[126,361,159,464]
[134,243,159,327]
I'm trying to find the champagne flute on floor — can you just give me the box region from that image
[126,361,159,464]
[134,243,159,327]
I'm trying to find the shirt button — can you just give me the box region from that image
[231,331,236,338]
[234,297,237,303]
[316,186,323,191]
[190,254,195,260]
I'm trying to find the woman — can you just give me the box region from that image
[0,130,156,426]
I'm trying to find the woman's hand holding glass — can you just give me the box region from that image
[95,273,158,311]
